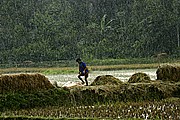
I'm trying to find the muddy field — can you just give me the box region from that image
[46,69,157,86]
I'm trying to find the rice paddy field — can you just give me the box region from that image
[46,68,157,87]
[0,63,180,119]
[1,97,180,120]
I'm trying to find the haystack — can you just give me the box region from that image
[128,72,151,83]
[90,75,123,86]
[0,73,54,93]
[156,64,180,82]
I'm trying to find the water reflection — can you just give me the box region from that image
[46,69,157,85]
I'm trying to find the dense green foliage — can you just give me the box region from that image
[1,0,180,63]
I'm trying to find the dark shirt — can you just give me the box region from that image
[79,62,88,73]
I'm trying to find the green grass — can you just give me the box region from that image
[0,116,142,120]
[0,67,78,75]
[0,116,65,120]
[86,57,179,65]
[0,63,178,75]
[0,58,179,74]
[1,97,179,119]
[42,69,78,75]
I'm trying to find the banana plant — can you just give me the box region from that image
[100,14,114,34]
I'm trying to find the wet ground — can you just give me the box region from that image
[46,69,157,86]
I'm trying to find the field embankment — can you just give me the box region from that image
[0,66,180,110]
[0,73,54,94]
[0,64,180,119]
[0,82,180,119]
[0,58,179,74]
[0,63,162,75]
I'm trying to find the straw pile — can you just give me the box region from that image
[90,75,123,86]
[128,72,151,83]
[156,64,180,82]
[0,73,54,93]
[70,82,180,104]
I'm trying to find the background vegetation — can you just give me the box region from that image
[1,0,180,64]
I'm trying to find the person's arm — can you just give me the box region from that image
[82,62,87,73]
[78,64,81,74]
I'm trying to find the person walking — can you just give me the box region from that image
[76,58,89,86]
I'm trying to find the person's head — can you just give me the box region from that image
[76,58,81,63]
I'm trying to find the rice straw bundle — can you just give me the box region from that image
[0,73,54,93]
[90,75,123,86]
[156,64,180,82]
[128,72,151,83]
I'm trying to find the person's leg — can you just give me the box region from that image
[78,74,85,84]
[84,73,88,86]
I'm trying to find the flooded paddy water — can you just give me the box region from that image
[46,68,157,86]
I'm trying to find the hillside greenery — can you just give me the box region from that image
[1,0,180,64]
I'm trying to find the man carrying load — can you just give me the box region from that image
[76,58,89,86]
